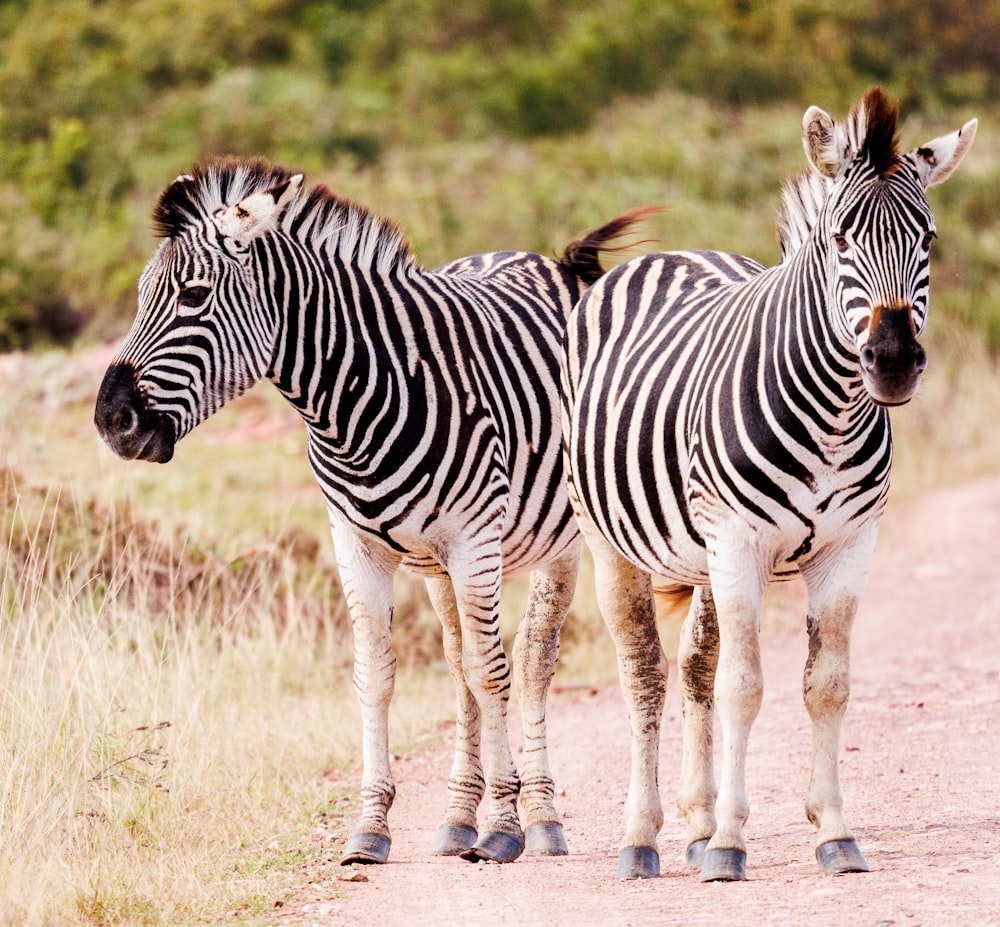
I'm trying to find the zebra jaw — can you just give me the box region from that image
[94,363,177,463]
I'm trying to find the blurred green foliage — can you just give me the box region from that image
[1,0,999,349]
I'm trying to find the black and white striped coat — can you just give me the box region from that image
[95,159,641,865]
[561,88,976,882]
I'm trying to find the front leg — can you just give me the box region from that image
[699,545,767,882]
[332,526,401,866]
[800,531,876,874]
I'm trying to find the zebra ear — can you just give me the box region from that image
[910,119,977,188]
[802,105,852,179]
[212,174,304,246]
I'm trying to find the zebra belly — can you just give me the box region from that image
[325,495,578,580]
[395,522,578,580]
[602,501,866,589]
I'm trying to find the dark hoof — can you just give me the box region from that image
[700,847,746,882]
[817,838,870,874]
[432,823,478,856]
[341,832,391,865]
[685,838,710,869]
[524,822,569,856]
[459,830,525,864]
[616,846,660,880]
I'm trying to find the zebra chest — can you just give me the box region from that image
[687,468,885,580]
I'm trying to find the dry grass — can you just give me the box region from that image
[0,456,458,926]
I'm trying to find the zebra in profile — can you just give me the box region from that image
[94,157,645,866]
[562,88,976,882]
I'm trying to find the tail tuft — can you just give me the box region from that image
[559,207,661,285]
[653,582,694,661]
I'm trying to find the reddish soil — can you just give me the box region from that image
[275,476,1000,927]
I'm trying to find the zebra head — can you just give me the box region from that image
[95,159,303,462]
[801,87,976,406]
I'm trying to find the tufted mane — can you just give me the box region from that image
[777,87,904,258]
[289,185,414,275]
[849,86,901,177]
[152,157,296,239]
[152,156,415,274]
[777,167,833,260]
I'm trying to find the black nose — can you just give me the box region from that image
[860,307,927,406]
[860,332,926,378]
[95,364,176,463]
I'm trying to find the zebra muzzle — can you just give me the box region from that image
[94,363,177,463]
[860,306,926,406]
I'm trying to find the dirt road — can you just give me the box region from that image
[275,477,1000,927]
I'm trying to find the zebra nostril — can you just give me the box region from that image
[112,406,139,437]
[860,346,876,372]
[915,346,928,373]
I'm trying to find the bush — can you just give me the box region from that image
[0,0,999,350]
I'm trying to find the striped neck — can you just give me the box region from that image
[261,232,424,462]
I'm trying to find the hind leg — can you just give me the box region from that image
[576,512,667,879]
[425,576,483,855]
[447,546,525,864]
[676,585,719,869]
[513,543,581,855]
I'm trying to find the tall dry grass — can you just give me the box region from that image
[0,464,458,925]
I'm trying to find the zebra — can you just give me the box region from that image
[561,88,976,882]
[94,157,647,867]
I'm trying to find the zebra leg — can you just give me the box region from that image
[699,551,766,882]
[576,514,666,879]
[801,538,874,875]
[513,544,581,856]
[448,553,525,864]
[333,531,400,866]
[424,575,483,856]
[676,585,719,869]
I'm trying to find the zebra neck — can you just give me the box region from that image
[763,246,885,442]
[265,256,427,463]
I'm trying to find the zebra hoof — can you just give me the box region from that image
[817,838,870,874]
[459,830,525,864]
[431,823,478,856]
[616,846,660,880]
[700,847,747,882]
[524,822,569,856]
[341,832,391,865]
[685,838,710,869]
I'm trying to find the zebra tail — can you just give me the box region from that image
[558,206,662,285]
[653,581,694,661]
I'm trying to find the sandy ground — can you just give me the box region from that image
[270,476,1000,927]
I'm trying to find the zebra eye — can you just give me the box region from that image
[177,284,211,312]
[922,230,937,250]
[832,232,850,254]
